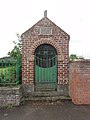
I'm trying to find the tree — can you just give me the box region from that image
[8,33,22,83]
[69,54,84,61]
[8,33,22,61]
[69,54,78,61]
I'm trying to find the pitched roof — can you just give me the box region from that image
[22,17,70,38]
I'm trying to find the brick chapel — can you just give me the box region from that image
[0,11,90,106]
[21,10,70,96]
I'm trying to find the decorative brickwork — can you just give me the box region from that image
[29,38,64,61]
[22,16,70,94]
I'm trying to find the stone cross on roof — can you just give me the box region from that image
[44,10,47,17]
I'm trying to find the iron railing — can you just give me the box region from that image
[0,60,21,86]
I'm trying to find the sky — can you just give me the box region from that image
[0,0,90,58]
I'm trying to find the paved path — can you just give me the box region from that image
[0,100,90,120]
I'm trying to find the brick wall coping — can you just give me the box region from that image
[69,59,90,63]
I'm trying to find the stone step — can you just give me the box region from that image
[24,91,71,101]
[32,91,60,97]
[25,96,71,101]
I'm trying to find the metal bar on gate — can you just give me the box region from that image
[44,59,46,82]
[36,55,38,83]
[10,61,12,83]
[12,62,15,83]
[46,58,47,82]
[16,60,19,84]
[55,55,56,87]
[0,62,2,83]
[41,58,42,82]
[56,55,57,82]
[47,58,49,81]
[38,57,39,83]
[39,57,40,82]
[5,62,6,81]
[8,62,10,80]
[35,55,37,84]
[51,57,52,82]
[54,56,55,81]
[52,57,54,82]
[42,58,43,82]
[34,55,36,83]
[54,56,55,82]
[51,58,54,81]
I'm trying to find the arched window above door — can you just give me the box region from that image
[34,44,57,67]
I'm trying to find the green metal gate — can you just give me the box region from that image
[34,44,57,91]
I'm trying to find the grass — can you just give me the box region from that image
[0,66,16,85]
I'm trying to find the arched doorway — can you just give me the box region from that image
[34,44,57,91]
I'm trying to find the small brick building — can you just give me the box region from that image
[22,11,70,96]
[0,11,90,106]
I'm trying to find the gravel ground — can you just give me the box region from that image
[0,100,90,120]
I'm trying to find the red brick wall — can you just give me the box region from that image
[22,17,70,89]
[70,60,90,104]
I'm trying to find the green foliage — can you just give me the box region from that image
[7,34,22,85]
[8,33,22,62]
[69,54,78,61]
[0,66,16,86]
[77,56,84,59]
[69,54,84,61]
[7,103,14,109]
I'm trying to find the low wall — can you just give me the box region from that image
[0,85,23,107]
[70,60,90,104]
[1,59,90,106]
